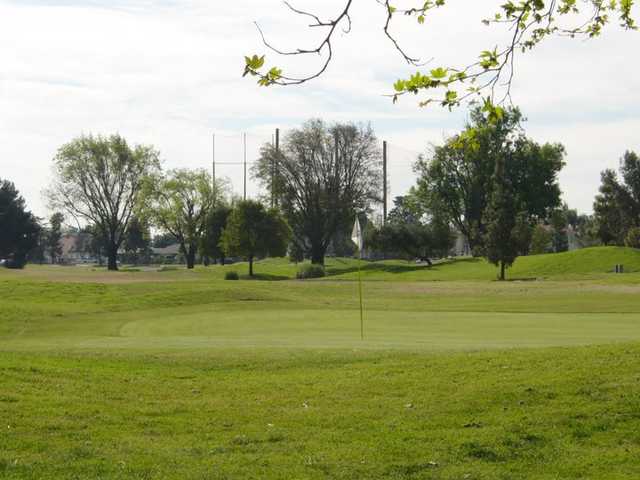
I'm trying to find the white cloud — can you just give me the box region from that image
[0,0,638,217]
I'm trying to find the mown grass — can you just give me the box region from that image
[2,247,640,478]
[2,345,640,479]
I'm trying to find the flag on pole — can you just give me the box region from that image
[351,217,363,254]
[351,217,364,340]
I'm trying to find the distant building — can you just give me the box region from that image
[58,232,98,264]
[151,243,182,263]
[451,231,471,257]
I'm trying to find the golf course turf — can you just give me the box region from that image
[2,248,640,478]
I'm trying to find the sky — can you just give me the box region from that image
[0,0,638,220]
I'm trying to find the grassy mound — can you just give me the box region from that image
[511,246,640,277]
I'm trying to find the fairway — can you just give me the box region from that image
[2,255,640,479]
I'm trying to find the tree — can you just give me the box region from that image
[550,208,569,252]
[200,205,232,265]
[414,106,564,253]
[253,119,381,265]
[368,213,454,264]
[140,169,219,269]
[625,227,640,249]
[530,224,553,255]
[484,156,518,281]
[0,180,41,268]
[244,1,635,115]
[512,211,533,256]
[46,134,159,271]
[220,200,291,276]
[47,212,64,264]
[593,151,640,245]
[123,216,151,265]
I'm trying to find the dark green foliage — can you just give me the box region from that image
[224,270,240,280]
[0,179,41,268]
[513,212,533,256]
[414,106,564,253]
[253,119,381,265]
[296,263,326,279]
[47,212,64,264]
[484,156,518,280]
[200,205,232,265]
[625,227,640,249]
[220,200,291,276]
[594,151,640,246]
[289,242,304,263]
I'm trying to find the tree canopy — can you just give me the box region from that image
[244,1,636,115]
[46,134,160,271]
[0,179,41,268]
[139,169,222,269]
[413,106,565,254]
[200,205,233,265]
[220,200,291,276]
[253,119,381,265]
[593,151,640,245]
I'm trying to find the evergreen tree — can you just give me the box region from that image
[47,212,64,264]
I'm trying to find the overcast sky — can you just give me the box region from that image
[1,0,638,220]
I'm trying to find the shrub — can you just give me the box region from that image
[625,227,640,249]
[225,270,240,280]
[296,263,326,279]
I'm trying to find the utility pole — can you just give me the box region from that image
[383,140,388,224]
[243,133,247,201]
[273,128,280,208]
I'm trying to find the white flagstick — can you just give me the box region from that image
[351,218,364,340]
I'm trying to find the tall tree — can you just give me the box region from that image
[140,169,221,269]
[253,119,381,265]
[244,1,635,116]
[484,157,518,281]
[47,212,64,264]
[414,106,564,253]
[200,205,232,266]
[220,200,291,277]
[46,134,160,271]
[0,179,41,268]
[593,151,640,245]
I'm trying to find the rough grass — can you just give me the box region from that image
[2,345,640,479]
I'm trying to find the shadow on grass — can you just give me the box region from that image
[241,273,289,281]
[326,257,484,277]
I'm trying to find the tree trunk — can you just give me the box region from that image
[107,243,118,271]
[249,255,254,276]
[310,243,326,265]
[499,261,506,281]
[186,246,196,269]
[220,256,225,266]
